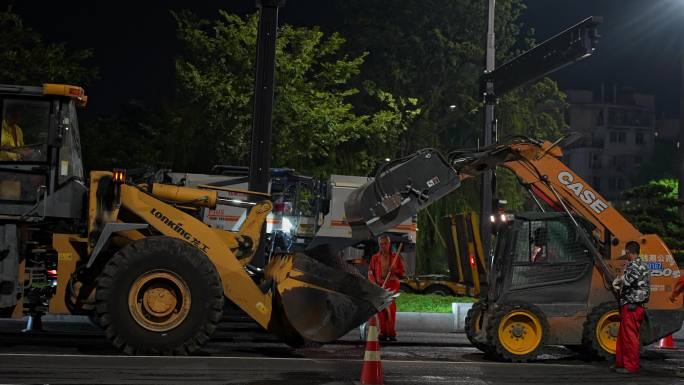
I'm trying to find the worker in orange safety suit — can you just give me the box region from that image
[368,234,405,341]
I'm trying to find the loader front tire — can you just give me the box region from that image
[96,237,223,355]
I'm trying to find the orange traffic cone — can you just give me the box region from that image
[659,334,675,349]
[360,315,384,385]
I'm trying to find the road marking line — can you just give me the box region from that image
[0,353,597,367]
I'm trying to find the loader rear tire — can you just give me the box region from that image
[487,301,548,362]
[465,300,492,353]
[95,237,224,355]
[582,302,619,360]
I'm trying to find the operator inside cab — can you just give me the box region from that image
[0,105,25,161]
[530,227,556,263]
[0,99,50,201]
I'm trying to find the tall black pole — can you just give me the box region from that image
[249,0,282,193]
[249,0,283,267]
[480,0,496,263]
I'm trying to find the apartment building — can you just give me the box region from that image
[563,87,655,201]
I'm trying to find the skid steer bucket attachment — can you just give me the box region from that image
[345,149,461,239]
[265,253,394,344]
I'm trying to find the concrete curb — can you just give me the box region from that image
[396,303,473,333]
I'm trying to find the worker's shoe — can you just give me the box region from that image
[379,336,388,342]
[387,336,397,342]
[615,368,638,375]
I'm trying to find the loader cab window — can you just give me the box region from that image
[0,99,50,202]
[0,99,50,163]
[510,217,591,289]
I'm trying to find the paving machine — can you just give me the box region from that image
[0,83,392,355]
[345,136,683,362]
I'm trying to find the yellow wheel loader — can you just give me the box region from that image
[0,84,392,355]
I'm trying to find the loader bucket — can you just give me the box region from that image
[265,252,394,344]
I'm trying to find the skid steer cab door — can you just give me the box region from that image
[0,84,86,221]
[494,212,594,305]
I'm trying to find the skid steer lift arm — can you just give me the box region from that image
[345,136,674,290]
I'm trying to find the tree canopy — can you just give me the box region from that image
[171,10,419,175]
[332,1,567,271]
[0,9,97,85]
[1,4,572,274]
[620,179,684,262]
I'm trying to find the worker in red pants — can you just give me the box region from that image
[368,234,405,341]
[612,240,650,375]
[669,276,684,377]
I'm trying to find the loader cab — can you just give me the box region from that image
[0,84,86,220]
[488,212,595,304]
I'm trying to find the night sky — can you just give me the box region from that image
[7,0,684,118]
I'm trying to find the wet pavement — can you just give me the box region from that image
[1,317,684,384]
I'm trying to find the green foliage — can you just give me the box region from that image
[621,179,684,260]
[632,139,678,185]
[396,293,475,313]
[0,8,97,85]
[172,10,419,174]
[335,1,567,273]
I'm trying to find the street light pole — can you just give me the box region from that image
[480,0,497,262]
[248,0,284,267]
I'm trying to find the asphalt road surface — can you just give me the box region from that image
[1,317,684,384]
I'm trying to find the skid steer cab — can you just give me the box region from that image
[0,84,393,355]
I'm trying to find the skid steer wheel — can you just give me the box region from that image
[487,302,548,362]
[95,236,224,355]
[582,302,619,360]
[465,300,492,353]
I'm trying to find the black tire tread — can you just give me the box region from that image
[581,301,618,361]
[95,236,223,356]
[465,300,492,353]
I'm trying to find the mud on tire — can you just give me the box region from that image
[95,236,224,355]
